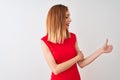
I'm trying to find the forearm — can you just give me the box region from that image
[41,40,80,75]
[78,48,103,68]
[53,55,79,75]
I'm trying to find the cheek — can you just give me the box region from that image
[66,18,71,22]
[66,19,69,23]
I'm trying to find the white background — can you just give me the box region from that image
[0,0,120,80]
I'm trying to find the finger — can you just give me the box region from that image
[105,38,108,46]
[108,45,113,52]
[109,45,113,50]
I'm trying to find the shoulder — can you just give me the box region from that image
[40,35,49,50]
[70,32,76,38]
[40,35,49,46]
[41,35,48,41]
[69,32,77,42]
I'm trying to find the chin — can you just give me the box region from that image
[67,26,69,29]
[66,25,69,29]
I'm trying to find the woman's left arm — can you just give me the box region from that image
[75,39,113,68]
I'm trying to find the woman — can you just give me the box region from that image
[41,4,113,80]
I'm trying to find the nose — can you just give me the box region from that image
[69,17,72,22]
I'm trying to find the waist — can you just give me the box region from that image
[51,64,81,80]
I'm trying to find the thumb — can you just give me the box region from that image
[103,38,108,49]
[105,38,108,46]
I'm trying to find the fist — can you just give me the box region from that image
[101,39,113,53]
[77,51,84,61]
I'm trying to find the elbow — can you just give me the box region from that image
[79,65,85,68]
[79,64,85,69]
[51,65,60,75]
[53,71,58,75]
[52,68,59,75]
[54,72,59,75]
[78,62,86,69]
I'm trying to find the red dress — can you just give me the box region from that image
[41,33,81,80]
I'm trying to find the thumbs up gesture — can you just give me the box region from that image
[101,39,113,53]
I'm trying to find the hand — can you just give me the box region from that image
[101,39,113,53]
[76,51,84,61]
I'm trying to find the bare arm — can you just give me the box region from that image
[75,39,113,68]
[41,40,82,75]
[77,48,103,68]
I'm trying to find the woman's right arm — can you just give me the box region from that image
[41,40,82,75]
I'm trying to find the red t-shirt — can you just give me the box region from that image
[41,32,81,80]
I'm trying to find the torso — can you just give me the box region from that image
[41,32,81,80]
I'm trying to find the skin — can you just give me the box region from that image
[41,10,113,75]
[65,11,71,29]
